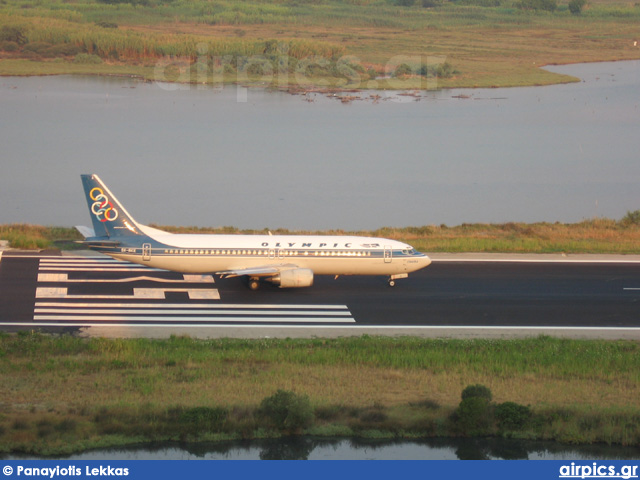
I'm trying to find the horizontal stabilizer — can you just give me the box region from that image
[75,225,95,239]
[76,239,121,247]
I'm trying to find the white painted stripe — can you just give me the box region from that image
[35,287,220,300]
[42,258,122,263]
[34,302,349,309]
[39,267,162,272]
[624,288,640,291]
[37,274,214,284]
[34,309,352,316]
[32,316,355,323]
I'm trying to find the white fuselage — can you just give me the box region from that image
[105,231,431,276]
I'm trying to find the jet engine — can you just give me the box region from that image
[267,268,314,288]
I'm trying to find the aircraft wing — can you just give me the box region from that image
[216,264,299,279]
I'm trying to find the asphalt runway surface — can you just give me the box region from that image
[0,251,639,339]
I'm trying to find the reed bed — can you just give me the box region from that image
[1,15,345,62]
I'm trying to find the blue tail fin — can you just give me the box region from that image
[81,174,142,238]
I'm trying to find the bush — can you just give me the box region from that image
[461,384,493,402]
[419,61,456,78]
[47,44,83,57]
[0,25,27,45]
[23,42,53,54]
[393,63,414,77]
[620,210,640,227]
[516,0,557,10]
[259,389,314,431]
[568,0,586,13]
[494,402,531,430]
[96,22,118,29]
[0,41,19,52]
[453,397,492,435]
[73,53,103,64]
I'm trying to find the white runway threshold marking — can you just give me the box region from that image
[31,257,356,325]
[36,287,220,300]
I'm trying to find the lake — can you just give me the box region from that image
[5,437,640,460]
[0,60,638,230]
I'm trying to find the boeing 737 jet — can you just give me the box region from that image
[76,174,431,289]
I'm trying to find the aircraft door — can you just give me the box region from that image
[384,245,392,263]
[142,243,151,261]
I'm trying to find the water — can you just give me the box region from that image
[5,437,640,460]
[1,60,639,230]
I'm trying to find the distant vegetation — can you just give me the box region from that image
[1,0,640,89]
[0,333,638,455]
[2,212,640,254]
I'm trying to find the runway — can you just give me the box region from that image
[0,251,639,339]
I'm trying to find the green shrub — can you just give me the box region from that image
[0,41,19,52]
[74,53,103,64]
[516,0,557,10]
[47,44,83,57]
[461,384,493,402]
[259,389,314,431]
[96,22,119,29]
[568,0,586,13]
[0,25,27,45]
[453,397,492,435]
[419,61,456,78]
[494,402,531,430]
[620,210,640,227]
[393,63,414,77]
[23,42,53,54]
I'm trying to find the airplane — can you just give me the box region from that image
[76,174,431,289]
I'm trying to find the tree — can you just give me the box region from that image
[259,389,314,431]
[568,0,586,14]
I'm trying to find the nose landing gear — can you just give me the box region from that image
[388,273,408,287]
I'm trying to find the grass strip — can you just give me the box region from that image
[2,216,639,254]
[0,333,638,454]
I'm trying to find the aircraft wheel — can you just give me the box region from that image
[388,279,396,287]
[248,278,260,291]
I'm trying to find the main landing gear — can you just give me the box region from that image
[247,277,261,291]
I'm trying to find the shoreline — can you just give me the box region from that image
[0,58,582,92]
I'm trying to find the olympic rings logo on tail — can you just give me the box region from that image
[90,187,119,222]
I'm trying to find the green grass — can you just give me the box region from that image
[0,333,639,454]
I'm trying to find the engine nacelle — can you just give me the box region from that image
[269,268,314,288]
